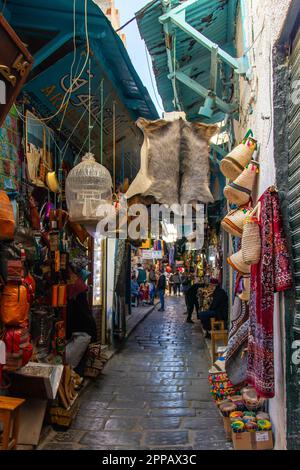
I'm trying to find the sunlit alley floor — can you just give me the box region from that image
[39,296,231,450]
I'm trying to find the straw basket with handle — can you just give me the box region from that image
[221,205,253,237]
[223,160,259,206]
[241,203,261,265]
[220,130,257,181]
[227,249,251,275]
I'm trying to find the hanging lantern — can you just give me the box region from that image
[66,153,113,234]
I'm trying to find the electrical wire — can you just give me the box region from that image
[58,0,78,132]
[144,43,164,112]
[243,21,265,56]
[115,0,159,32]
[18,0,91,125]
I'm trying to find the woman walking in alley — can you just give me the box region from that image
[181,268,192,312]
[157,268,166,312]
[172,269,181,296]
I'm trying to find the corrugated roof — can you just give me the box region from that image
[1,0,158,179]
[136,0,238,123]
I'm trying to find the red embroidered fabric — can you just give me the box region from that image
[247,188,293,398]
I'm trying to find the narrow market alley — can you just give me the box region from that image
[38,297,230,451]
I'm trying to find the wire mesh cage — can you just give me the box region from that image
[66,153,113,224]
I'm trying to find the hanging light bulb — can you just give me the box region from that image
[65,152,113,236]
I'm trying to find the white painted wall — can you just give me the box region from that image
[235,0,293,450]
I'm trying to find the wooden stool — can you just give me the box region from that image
[0,396,25,450]
[210,319,228,363]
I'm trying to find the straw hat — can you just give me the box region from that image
[46,171,60,193]
[227,250,251,275]
[220,137,257,180]
[223,161,259,205]
[238,275,250,301]
[221,206,253,237]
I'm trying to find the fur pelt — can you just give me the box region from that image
[180,121,218,204]
[134,117,218,206]
[137,118,181,206]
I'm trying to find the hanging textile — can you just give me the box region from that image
[225,297,249,386]
[247,188,293,398]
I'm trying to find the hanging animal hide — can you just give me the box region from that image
[128,118,182,206]
[180,121,218,204]
[125,117,218,207]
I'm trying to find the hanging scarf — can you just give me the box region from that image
[247,188,293,398]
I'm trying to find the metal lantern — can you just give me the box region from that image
[66,153,113,227]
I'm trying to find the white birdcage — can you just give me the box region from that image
[66,153,113,225]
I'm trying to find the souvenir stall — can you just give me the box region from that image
[0,105,112,435]
[206,131,293,450]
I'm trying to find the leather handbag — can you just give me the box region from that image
[0,190,15,241]
[15,227,38,264]
[0,283,30,326]
[3,327,33,371]
[0,241,23,284]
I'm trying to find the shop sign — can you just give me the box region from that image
[142,250,163,259]
[0,15,33,126]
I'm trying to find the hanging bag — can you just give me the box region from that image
[0,283,30,326]
[221,205,253,237]
[3,327,33,371]
[223,160,259,206]
[0,190,15,241]
[220,130,257,181]
[241,203,261,265]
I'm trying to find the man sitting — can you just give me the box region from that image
[197,278,228,338]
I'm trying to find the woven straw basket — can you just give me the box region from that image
[242,212,261,265]
[223,161,259,205]
[220,137,257,181]
[221,206,253,237]
[238,275,250,301]
[227,249,251,274]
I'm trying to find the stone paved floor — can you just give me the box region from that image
[39,296,231,450]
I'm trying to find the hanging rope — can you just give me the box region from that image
[100,79,104,165]
[172,33,181,112]
[113,101,116,193]
[88,58,92,156]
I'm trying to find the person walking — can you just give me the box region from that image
[148,266,157,305]
[157,269,166,312]
[136,263,147,286]
[197,278,228,338]
[168,272,174,295]
[181,269,192,311]
[131,275,140,306]
[172,270,181,296]
[185,278,202,323]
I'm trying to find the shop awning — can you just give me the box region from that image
[136,0,243,124]
[1,0,158,173]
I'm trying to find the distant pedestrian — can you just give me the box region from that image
[157,269,166,312]
[181,269,192,312]
[186,278,202,323]
[148,266,157,305]
[172,270,181,296]
[136,263,147,285]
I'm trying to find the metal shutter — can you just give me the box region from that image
[288,30,300,332]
